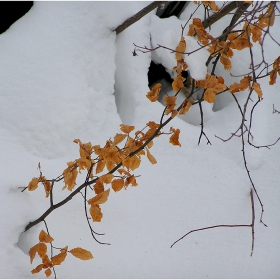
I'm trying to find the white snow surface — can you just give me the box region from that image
[1,2,280,278]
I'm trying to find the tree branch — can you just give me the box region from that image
[114,1,167,35]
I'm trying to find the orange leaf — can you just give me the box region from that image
[118,168,131,177]
[253,82,263,99]
[269,70,277,85]
[31,264,44,274]
[45,268,52,277]
[98,174,114,184]
[52,250,67,266]
[169,127,181,147]
[96,160,105,174]
[204,88,217,103]
[179,100,192,115]
[175,36,186,62]
[42,179,51,198]
[120,124,135,134]
[146,83,161,102]
[229,76,252,93]
[88,188,110,205]
[27,178,39,191]
[70,247,93,260]
[111,178,125,192]
[29,243,47,263]
[113,133,127,145]
[63,162,78,191]
[93,181,104,194]
[220,55,232,71]
[163,96,177,115]
[42,254,53,268]
[146,148,157,164]
[172,75,185,92]
[89,204,103,222]
[125,175,138,187]
[39,230,54,243]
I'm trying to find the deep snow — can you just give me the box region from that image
[0,1,280,278]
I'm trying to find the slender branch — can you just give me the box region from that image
[250,189,255,256]
[171,224,251,248]
[114,1,167,35]
[171,188,256,256]
[43,220,57,279]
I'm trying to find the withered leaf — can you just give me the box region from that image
[146,83,161,102]
[253,82,263,99]
[88,188,110,205]
[31,264,44,274]
[120,124,135,134]
[45,268,52,277]
[70,247,93,260]
[89,204,103,222]
[172,75,185,92]
[27,177,39,191]
[29,243,47,263]
[113,133,127,145]
[146,148,157,164]
[111,178,125,192]
[169,127,181,147]
[39,230,54,243]
[52,250,67,266]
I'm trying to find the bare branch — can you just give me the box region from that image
[114,1,167,35]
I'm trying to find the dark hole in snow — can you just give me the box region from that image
[148,60,189,89]
[0,1,33,34]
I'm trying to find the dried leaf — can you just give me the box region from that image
[29,243,48,264]
[96,160,105,174]
[175,36,186,62]
[146,83,161,102]
[31,264,44,274]
[93,181,104,194]
[52,251,67,266]
[253,82,263,99]
[39,230,54,243]
[98,174,114,184]
[120,124,135,134]
[179,100,192,115]
[163,96,177,115]
[27,177,39,191]
[220,55,232,71]
[63,162,78,191]
[269,70,277,85]
[113,133,127,145]
[169,127,181,147]
[45,268,52,277]
[111,178,125,192]
[70,247,93,260]
[42,179,51,198]
[146,148,157,164]
[89,204,103,222]
[172,75,185,92]
[204,88,217,103]
[125,175,138,187]
[42,254,53,267]
[229,76,252,93]
[88,188,110,205]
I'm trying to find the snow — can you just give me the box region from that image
[1,1,280,278]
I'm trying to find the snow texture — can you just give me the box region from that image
[0,2,280,278]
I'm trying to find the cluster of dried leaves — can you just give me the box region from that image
[147,1,279,105]
[29,230,93,277]
[27,120,181,276]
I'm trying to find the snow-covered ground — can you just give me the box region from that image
[0,1,280,278]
